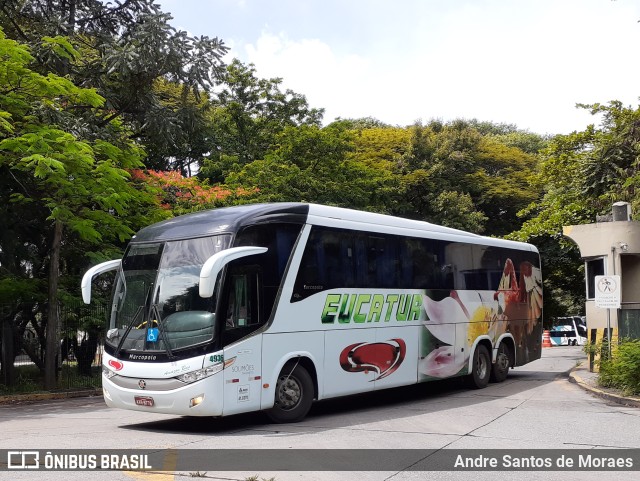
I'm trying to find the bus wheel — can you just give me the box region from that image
[467,344,491,389]
[490,342,511,383]
[267,363,314,423]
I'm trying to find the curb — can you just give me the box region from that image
[569,369,640,408]
[0,389,101,405]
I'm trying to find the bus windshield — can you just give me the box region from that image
[106,235,232,354]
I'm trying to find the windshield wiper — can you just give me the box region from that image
[116,305,143,357]
[150,303,175,360]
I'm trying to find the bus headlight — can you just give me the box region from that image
[175,364,223,384]
[102,366,117,380]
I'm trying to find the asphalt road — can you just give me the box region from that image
[1,346,639,481]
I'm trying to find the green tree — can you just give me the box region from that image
[140,79,215,175]
[201,59,324,182]
[226,124,393,211]
[328,117,392,130]
[468,137,540,235]
[347,125,411,168]
[392,120,540,235]
[0,30,159,388]
[431,191,488,233]
[345,125,409,213]
[0,0,228,172]
[511,102,640,317]
[578,101,640,210]
[466,119,549,154]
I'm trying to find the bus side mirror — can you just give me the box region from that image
[199,246,267,298]
[81,259,121,304]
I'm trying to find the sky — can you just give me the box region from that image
[156,0,640,135]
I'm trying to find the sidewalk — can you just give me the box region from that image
[0,388,101,405]
[569,365,640,408]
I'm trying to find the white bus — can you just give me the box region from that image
[82,203,543,422]
[549,316,587,346]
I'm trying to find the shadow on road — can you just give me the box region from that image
[119,355,580,436]
[0,347,585,435]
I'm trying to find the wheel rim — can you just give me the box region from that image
[476,351,488,379]
[276,375,302,411]
[496,352,509,371]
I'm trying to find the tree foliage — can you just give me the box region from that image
[0,0,230,387]
[514,102,640,242]
[130,169,254,215]
[0,0,228,172]
[510,101,640,318]
[388,120,541,234]
[0,28,157,269]
[201,59,324,182]
[226,124,389,210]
[0,28,161,387]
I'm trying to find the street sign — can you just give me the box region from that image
[594,275,621,309]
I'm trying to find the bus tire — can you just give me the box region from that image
[267,363,314,423]
[490,342,511,383]
[467,344,491,389]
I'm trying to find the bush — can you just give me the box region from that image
[598,339,640,395]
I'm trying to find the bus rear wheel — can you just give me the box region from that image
[490,342,511,383]
[267,363,314,423]
[467,344,491,389]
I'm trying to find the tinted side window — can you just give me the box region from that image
[235,222,302,320]
[292,227,541,302]
[462,244,541,291]
[292,228,368,299]
[398,237,452,290]
[293,227,453,301]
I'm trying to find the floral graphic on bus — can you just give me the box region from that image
[339,339,407,381]
[420,259,542,379]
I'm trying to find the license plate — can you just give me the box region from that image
[134,396,154,407]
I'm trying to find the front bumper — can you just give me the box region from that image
[102,372,224,416]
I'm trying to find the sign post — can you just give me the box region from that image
[594,275,621,359]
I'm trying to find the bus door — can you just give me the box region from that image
[220,267,264,416]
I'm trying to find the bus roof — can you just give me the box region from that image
[132,203,308,242]
[131,202,537,253]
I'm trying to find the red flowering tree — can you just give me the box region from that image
[130,170,255,215]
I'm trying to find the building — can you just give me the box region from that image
[563,202,640,343]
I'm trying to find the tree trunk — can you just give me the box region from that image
[67,0,77,35]
[44,220,63,390]
[1,317,15,387]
